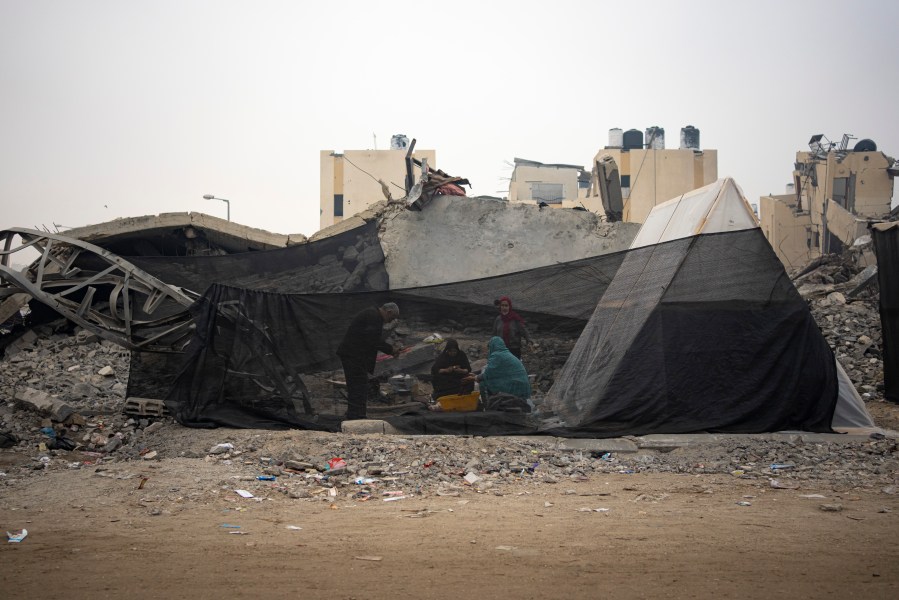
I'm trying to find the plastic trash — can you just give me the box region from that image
[209,443,234,455]
[7,529,27,543]
[770,463,795,470]
[50,437,76,451]
[234,489,254,498]
[327,457,347,471]
[256,475,276,481]
[736,501,752,507]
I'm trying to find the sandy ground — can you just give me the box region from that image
[1,441,898,600]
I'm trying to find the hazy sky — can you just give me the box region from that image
[2,0,897,237]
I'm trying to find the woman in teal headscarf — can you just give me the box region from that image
[476,336,531,400]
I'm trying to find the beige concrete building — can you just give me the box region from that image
[759,192,814,270]
[320,144,436,229]
[507,158,590,205]
[508,127,717,224]
[592,146,718,223]
[760,135,897,270]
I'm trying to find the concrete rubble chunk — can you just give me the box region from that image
[98,366,115,377]
[4,330,38,358]
[75,329,100,345]
[104,436,123,453]
[555,438,639,453]
[71,382,98,397]
[826,291,846,306]
[340,420,401,435]
[143,421,164,435]
[14,387,75,422]
[374,343,440,378]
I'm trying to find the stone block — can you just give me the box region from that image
[340,420,400,435]
[14,387,75,422]
[374,343,439,378]
[4,330,37,358]
[555,438,639,453]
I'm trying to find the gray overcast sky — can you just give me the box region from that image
[1,0,897,237]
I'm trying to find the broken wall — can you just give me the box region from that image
[379,196,641,288]
[759,194,818,270]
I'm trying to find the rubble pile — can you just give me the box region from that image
[1,324,134,454]
[248,435,899,496]
[1,428,895,499]
[794,246,885,401]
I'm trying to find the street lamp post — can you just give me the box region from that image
[202,194,231,221]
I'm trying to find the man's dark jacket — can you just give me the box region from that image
[337,307,393,373]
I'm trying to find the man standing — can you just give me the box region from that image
[337,302,401,420]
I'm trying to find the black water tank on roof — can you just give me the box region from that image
[853,139,877,152]
[623,129,644,150]
[680,125,700,150]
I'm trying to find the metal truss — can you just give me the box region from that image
[0,228,196,352]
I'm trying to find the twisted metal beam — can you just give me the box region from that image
[0,228,196,352]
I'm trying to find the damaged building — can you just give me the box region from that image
[319,135,437,230]
[759,133,898,270]
[506,126,718,225]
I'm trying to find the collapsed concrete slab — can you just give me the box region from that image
[379,197,640,288]
[64,212,307,255]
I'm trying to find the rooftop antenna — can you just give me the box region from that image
[373,133,377,150]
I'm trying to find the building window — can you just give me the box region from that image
[334,194,344,217]
[832,177,848,207]
[620,175,631,188]
[531,182,564,204]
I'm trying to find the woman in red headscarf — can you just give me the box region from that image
[491,296,533,359]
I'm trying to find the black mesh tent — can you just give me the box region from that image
[872,222,898,404]
[159,251,628,433]
[543,228,839,436]
[161,232,845,437]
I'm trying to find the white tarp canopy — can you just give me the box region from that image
[630,177,759,249]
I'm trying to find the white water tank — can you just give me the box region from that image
[786,183,796,195]
[608,128,623,148]
[390,134,410,150]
